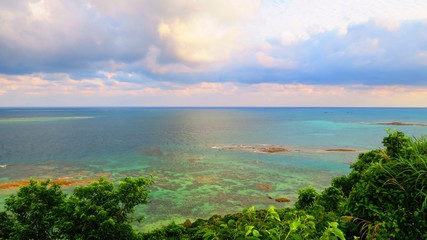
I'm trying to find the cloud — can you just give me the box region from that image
[155,0,259,64]
[143,46,201,74]
[158,16,243,63]
[1,73,427,107]
[0,0,260,74]
[0,0,154,74]
[260,0,427,43]
[248,20,427,85]
[0,1,427,106]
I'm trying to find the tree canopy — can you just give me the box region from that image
[0,176,153,240]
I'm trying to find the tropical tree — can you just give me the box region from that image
[0,176,153,240]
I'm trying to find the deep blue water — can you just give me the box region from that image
[1,107,426,229]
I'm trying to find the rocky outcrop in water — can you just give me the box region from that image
[212,145,359,153]
[375,121,427,126]
[275,198,291,202]
[212,145,288,153]
[258,184,273,190]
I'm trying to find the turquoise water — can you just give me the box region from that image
[1,107,427,230]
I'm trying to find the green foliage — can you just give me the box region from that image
[315,187,344,213]
[351,150,386,173]
[138,222,185,240]
[295,186,318,210]
[343,131,427,239]
[320,222,345,240]
[382,129,413,159]
[4,179,66,239]
[0,211,14,239]
[61,177,153,239]
[293,131,427,239]
[0,176,153,240]
[141,206,345,240]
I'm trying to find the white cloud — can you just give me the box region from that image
[255,52,295,69]
[29,0,50,21]
[281,31,309,46]
[372,18,401,31]
[259,0,427,45]
[158,16,245,63]
[156,0,260,64]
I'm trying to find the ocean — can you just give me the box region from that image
[0,107,426,230]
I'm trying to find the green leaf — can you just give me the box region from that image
[203,231,214,239]
[245,225,255,236]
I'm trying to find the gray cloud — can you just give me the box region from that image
[0,1,158,74]
[0,0,426,87]
[234,20,427,86]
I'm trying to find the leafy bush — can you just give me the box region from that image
[0,211,14,239]
[140,206,345,239]
[299,130,427,239]
[0,176,153,240]
[315,186,344,213]
[138,222,185,240]
[62,177,153,239]
[340,131,427,239]
[4,179,67,239]
[295,186,318,210]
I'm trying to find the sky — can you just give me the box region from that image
[1,0,427,107]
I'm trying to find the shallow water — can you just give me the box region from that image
[1,107,426,231]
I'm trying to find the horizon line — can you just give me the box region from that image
[1,106,427,109]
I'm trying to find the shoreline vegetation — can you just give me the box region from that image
[1,131,427,239]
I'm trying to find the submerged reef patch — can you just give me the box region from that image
[212,145,359,153]
[375,121,427,126]
[0,174,111,190]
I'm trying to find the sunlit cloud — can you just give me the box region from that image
[158,17,242,63]
[0,0,426,106]
[1,73,427,107]
[156,0,259,64]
